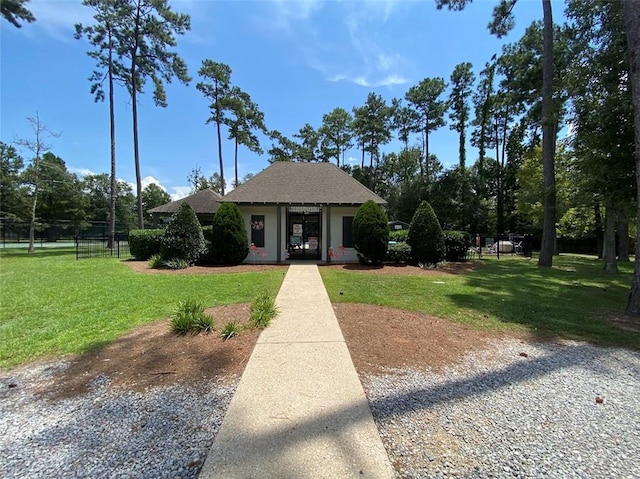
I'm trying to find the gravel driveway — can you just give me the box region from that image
[364,338,640,478]
[1,338,639,478]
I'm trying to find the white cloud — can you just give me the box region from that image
[169,186,191,201]
[27,0,93,41]
[69,166,97,177]
[257,0,323,33]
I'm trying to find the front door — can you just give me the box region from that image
[287,207,321,260]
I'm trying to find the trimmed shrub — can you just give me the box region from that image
[198,239,215,265]
[201,225,214,243]
[389,229,408,243]
[407,200,445,265]
[353,200,389,265]
[210,202,249,265]
[386,242,412,264]
[444,230,471,262]
[129,229,164,260]
[170,299,215,335]
[250,294,278,329]
[161,203,206,265]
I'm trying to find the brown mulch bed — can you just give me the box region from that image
[43,261,499,400]
[319,261,481,276]
[48,304,258,399]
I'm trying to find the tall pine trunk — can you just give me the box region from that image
[234,137,239,189]
[217,110,225,195]
[108,36,117,248]
[538,0,556,268]
[603,199,618,274]
[28,165,39,254]
[623,0,640,315]
[617,205,629,261]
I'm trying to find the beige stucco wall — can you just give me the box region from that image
[238,204,362,263]
[239,205,279,263]
[327,206,359,263]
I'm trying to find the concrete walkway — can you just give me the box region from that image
[199,264,395,479]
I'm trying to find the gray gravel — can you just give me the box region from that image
[364,338,640,479]
[0,360,237,479]
[2,339,639,479]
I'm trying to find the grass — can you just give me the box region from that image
[0,248,284,369]
[320,254,640,349]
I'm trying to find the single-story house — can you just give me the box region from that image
[222,162,386,263]
[148,188,222,227]
[389,220,410,231]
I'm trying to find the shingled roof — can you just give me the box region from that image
[222,162,386,205]
[148,188,222,214]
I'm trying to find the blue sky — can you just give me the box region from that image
[1,0,560,199]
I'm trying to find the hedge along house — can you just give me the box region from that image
[221,162,387,263]
[148,188,222,227]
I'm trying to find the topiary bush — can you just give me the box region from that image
[210,202,249,265]
[129,229,164,260]
[407,200,445,265]
[353,200,389,265]
[444,230,471,262]
[160,203,206,265]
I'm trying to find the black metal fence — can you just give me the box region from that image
[75,235,130,260]
[1,219,130,247]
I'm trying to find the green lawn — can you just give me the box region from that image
[320,254,640,349]
[0,248,285,369]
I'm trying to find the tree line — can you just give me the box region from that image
[4,0,640,312]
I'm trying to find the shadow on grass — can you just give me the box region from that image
[0,247,77,259]
[448,257,640,348]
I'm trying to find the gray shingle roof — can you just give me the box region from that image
[148,188,222,214]
[221,162,386,205]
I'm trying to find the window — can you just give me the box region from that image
[251,215,265,247]
[342,216,354,248]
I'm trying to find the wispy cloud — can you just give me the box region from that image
[25,0,93,42]
[69,166,97,177]
[255,0,323,34]
[282,1,411,89]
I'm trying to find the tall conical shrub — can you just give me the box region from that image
[353,200,389,265]
[211,202,248,265]
[407,200,445,265]
[160,202,206,265]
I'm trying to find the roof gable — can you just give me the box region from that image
[148,188,222,214]
[222,162,386,205]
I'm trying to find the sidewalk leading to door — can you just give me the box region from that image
[199,264,395,479]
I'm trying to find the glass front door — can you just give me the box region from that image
[287,207,321,260]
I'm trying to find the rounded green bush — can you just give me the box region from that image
[353,200,389,265]
[129,229,164,260]
[160,203,206,265]
[210,202,249,265]
[444,230,471,262]
[407,200,445,265]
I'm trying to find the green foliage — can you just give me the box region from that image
[161,202,205,265]
[163,258,190,270]
[0,247,284,369]
[201,225,214,242]
[148,253,163,269]
[250,294,278,329]
[407,200,445,265]
[443,230,471,262]
[170,299,214,336]
[389,229,408,242]
[141,183,171,221]
[129,229,164,260]
[386,242,412,264]
[320,254,640,348]
[353,200,390,265]
[220,321,241,340]
[210,202,248,265]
